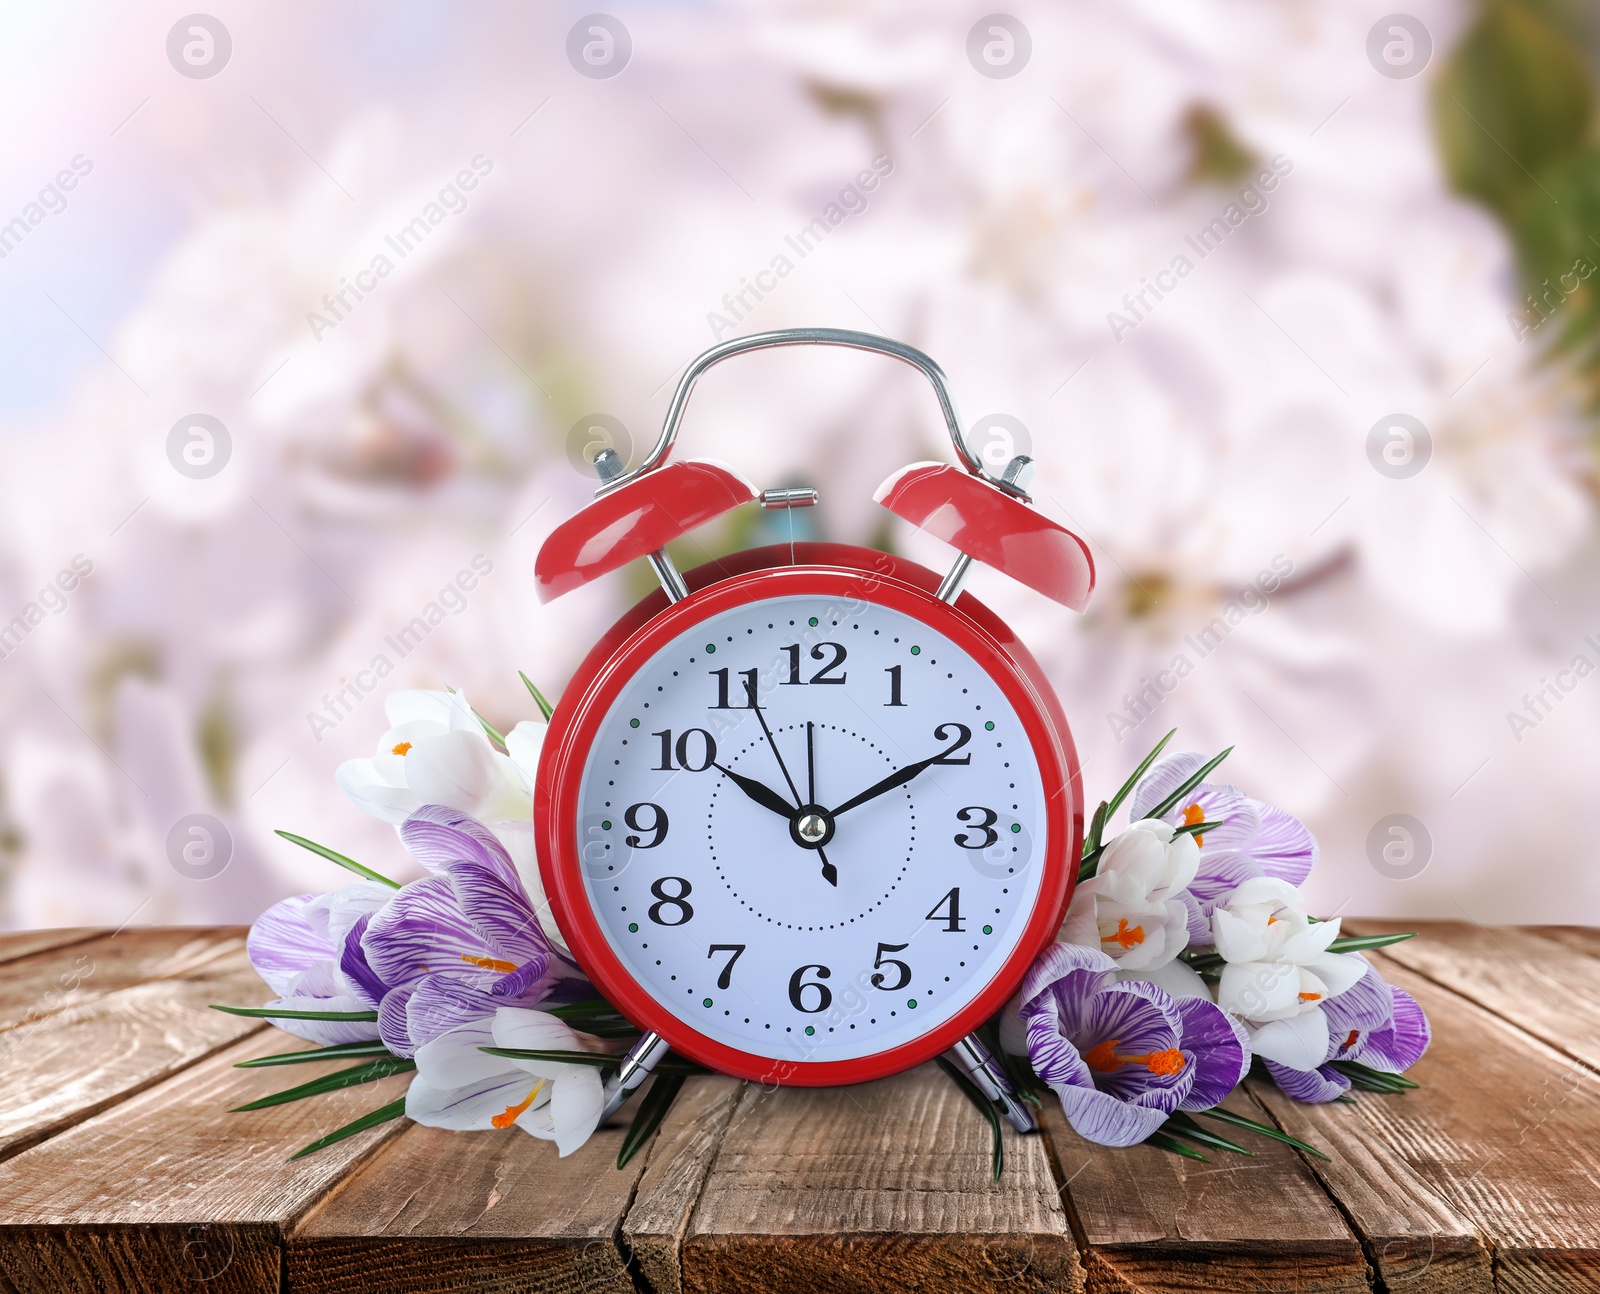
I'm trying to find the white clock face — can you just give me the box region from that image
[573,592,1050,1067]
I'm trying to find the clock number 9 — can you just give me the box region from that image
[788,963,832,1013]
[623,802,668,849]
[652,728,716,772]
[953,806,998,849]
[870,942,911,991]
[647,876,695,926]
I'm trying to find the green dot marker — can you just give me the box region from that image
[804,1025,815,1035]
[602,820,612,831]
[630,718,639,728]
[1011,823,1022,833]
[808,616,819,627]
[628,922,638,933]
[910,645,921,655]
[703,998,713,1008]
[985,721,995,731]
[907,999,918,1009]
[983,924,993,935]
[706,643,716,653]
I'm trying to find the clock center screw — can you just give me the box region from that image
[797,812,828,843]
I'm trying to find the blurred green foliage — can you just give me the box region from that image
[1434,0,1600,397]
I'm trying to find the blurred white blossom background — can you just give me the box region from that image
[2,0,1597,931]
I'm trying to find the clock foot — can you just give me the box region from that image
[599,1029,672,1122]
[948,1033,1037,1134]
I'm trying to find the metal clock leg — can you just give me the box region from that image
[599,1029,672,1122]
[948,1033,1037,1134]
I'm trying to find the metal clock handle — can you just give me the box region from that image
[595,327,990,496]
[598,1030,670,1123]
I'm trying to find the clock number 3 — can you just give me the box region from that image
[953,806,998,849]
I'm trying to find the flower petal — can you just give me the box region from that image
[378,985,415,1057]
[1173,997,1251,1110]
[406,972,503,1051]
[1252,803,1318,887]
[1265,1058,1350,1103]
[1024,1002,1094,1091]
[405,1070,538,1131]
[412,1019,509,1091]
[1359,986,1431,1072]
[336,913,388,1007]
[335,760,420,824]
[247,894,333,995]
[361,874,492,988]
[405,730,503,816]
[1249,1008,1331,1069]
[400,805,521,887]
[540,1065,605,1156]
[1020,942,1118,1019]
[445,860,553,972]
[257,994,381,1047]
[1128,752,1208,821]
[1056,1081,1172,1147]
[1218,959,1300,1018]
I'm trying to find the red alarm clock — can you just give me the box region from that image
[533,329,1094,1132]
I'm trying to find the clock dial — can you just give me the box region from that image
[570,590,1051,1068]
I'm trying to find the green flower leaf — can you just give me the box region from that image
[1325,932,1417,954]
[288,1097,408,1162]
[1145,746,1234,823]
[934,1055,1004,1183]
[520,671,556,721]
[618,1072,686,1170]
[273,830,401,890]
[235,1041,393,1068]
[212,1004,380,1022]
[1105,728,1177,825]
[1196,1106,1331,1160]
[1144,1129,1208,1161]
[231,1058,415,1112]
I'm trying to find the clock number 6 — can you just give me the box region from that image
[707,944,745,990]
[870,942,911,991]
[788,963,832,1013]
[647,876,694,926]
[953,806,998,849]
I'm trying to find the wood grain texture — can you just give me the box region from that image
[622,1075,743,1294]
[0,944,268,1161]
[1041,1091,1369,1294]
[1347,956,1600,1292]
[0,927,98,966]
[0,927,245,1036]
[288,1098,656,1294]
[682,1063,1081,1294]
[0,1028,411,1294]
[1350,920,1600,1075]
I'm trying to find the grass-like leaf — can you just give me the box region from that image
[274,830,401,890]
[1105,727,1176,824]
[618,1072,686,1169]
[545,998,627,1019]
[231,1058,415,1112]
[1329,1059,1419,1092]
[1083,800,1109,861]
[1145,746,1234,823]
[1195,1107,1331,1160]
[480,1046,620,1069]
[935,1055,1004,1183]
[447,686,508,747]
[288,1097,408,1162]
[1325,932,1418,954]
[236,1041,393,1068]
[212,1004,381,1022]
[1172,819,1226,840]
[1163,1111,1251,1155]
[1145,1129,1208,1161]
[520,671,555,721]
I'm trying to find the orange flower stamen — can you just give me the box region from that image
[1182,802,1206,847]
[1083,1038,1187,1077]
[460,953,518,974]
[491,1080,545,1130]
[391,741,413,756]
[1102,917,1146,950]
[1298,991,1322,1001]
[1344,1029,1360,1050]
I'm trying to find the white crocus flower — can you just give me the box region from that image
[405,1007,605,1158]
[1211,877,1366,1069]
[1059,819,1200,972]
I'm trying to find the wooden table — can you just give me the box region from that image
[0,922,1596,1293]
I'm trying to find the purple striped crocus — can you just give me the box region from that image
[1129,752,1318,924]
[1263,963,1431,1102]
[1018,943,1250,1147]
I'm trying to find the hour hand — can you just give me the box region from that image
[712,763,795,818]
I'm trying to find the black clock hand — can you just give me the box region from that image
[806,721,816,805]
[711,763,794,819]
[831,750,949,817]
[816,844,837,887]
[747,675,803,806]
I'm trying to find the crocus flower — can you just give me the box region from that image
[1060,818,1201,971]
[1211,877,1366,1069]
[404,1005,609,1156]
[1265,963,1431,1102]
[1015,943,1249,1147]
[361,804,583,1055]
[1129,752,1317,920]
[246,881,396,1045]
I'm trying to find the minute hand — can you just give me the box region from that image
[831,752,947,817]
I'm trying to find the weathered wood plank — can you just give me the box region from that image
[1041,1089,1370,1294]
[622,1075,743,1294]
[287,1092,657,1294]
[1339,955,1600,1292]
[0,928,98,966]
[1524,924,1600,963]
[1349,921,1600,1075]
[0,927,245,1036]
[682,1063,1081,1294]
[0,1027,412,1294]
[0,945,267,1160]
